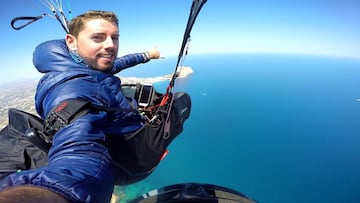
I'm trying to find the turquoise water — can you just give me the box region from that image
[117,54,360,203]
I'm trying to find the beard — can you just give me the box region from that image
[80,53,115,72]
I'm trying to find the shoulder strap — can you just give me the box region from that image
[44,99,91,136]
[44,98,140,139]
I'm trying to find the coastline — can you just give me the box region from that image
[120,66,193,84]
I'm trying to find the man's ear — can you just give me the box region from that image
[65,34,77,51]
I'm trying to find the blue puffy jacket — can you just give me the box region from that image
[0,39,149,202]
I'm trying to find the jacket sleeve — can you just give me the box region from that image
[110,53,150,74]
[0,111,114,203]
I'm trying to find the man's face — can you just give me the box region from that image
[67,19,119,71]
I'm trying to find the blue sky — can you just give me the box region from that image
[1,0,360,84]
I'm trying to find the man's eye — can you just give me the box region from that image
[92,36,104,42]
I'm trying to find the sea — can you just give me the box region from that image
[116,53,360,203]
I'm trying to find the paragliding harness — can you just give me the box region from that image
[0,83,190,185]
[2,0,207,184]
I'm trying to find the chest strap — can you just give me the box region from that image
[43,99,91,142]
[43,98,140,143]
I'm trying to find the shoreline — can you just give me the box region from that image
[120,66,193,84]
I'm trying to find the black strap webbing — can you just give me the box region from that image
[11,15,45,30]
[44,99,91,136]
[43,98,142,141]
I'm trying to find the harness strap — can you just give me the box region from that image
[44,99,91,138]
[43,98,145,142]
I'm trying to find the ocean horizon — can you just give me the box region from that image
[115,53,360,203]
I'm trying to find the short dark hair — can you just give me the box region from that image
[67,10,119,37]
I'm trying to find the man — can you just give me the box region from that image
[0,10,160,203]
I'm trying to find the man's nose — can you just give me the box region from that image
[104,37,116,48]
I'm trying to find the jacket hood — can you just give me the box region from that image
[33,39,85,73]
